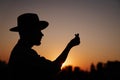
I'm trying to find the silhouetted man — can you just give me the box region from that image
[8,13,80,80]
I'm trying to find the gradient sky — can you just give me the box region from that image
[0,0,120,70]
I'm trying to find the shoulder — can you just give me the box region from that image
[39,56,52,64]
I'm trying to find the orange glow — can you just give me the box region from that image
[0,0,120,72]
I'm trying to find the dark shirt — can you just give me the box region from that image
[8,40,61,80]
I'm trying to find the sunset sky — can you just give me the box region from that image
[0,0,120,71]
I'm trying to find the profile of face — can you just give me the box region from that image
[20,29,44,46]
[30,30,44,45]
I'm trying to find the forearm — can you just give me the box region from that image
[54,43,72,65]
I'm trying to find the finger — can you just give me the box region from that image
[75,33,79,37]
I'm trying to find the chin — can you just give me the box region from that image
[35,42,41,46]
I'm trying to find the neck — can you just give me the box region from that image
[18,39,34,48]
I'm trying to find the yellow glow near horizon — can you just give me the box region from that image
[61,62,67,69]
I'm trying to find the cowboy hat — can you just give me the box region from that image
[10,13,49,32]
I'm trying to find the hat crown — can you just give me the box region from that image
[18,13,39,28]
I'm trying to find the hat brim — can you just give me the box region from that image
[10,21,49,32]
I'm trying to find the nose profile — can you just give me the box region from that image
[41,32,44,36]
[40,31,44,36]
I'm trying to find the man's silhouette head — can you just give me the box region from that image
[10,13,49,46]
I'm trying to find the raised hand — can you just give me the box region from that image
[68,33,80,48]
[54,33,80,65]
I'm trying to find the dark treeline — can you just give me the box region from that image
[0,60,120,80]
[58,61,120,80]
[0,60,8,80]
